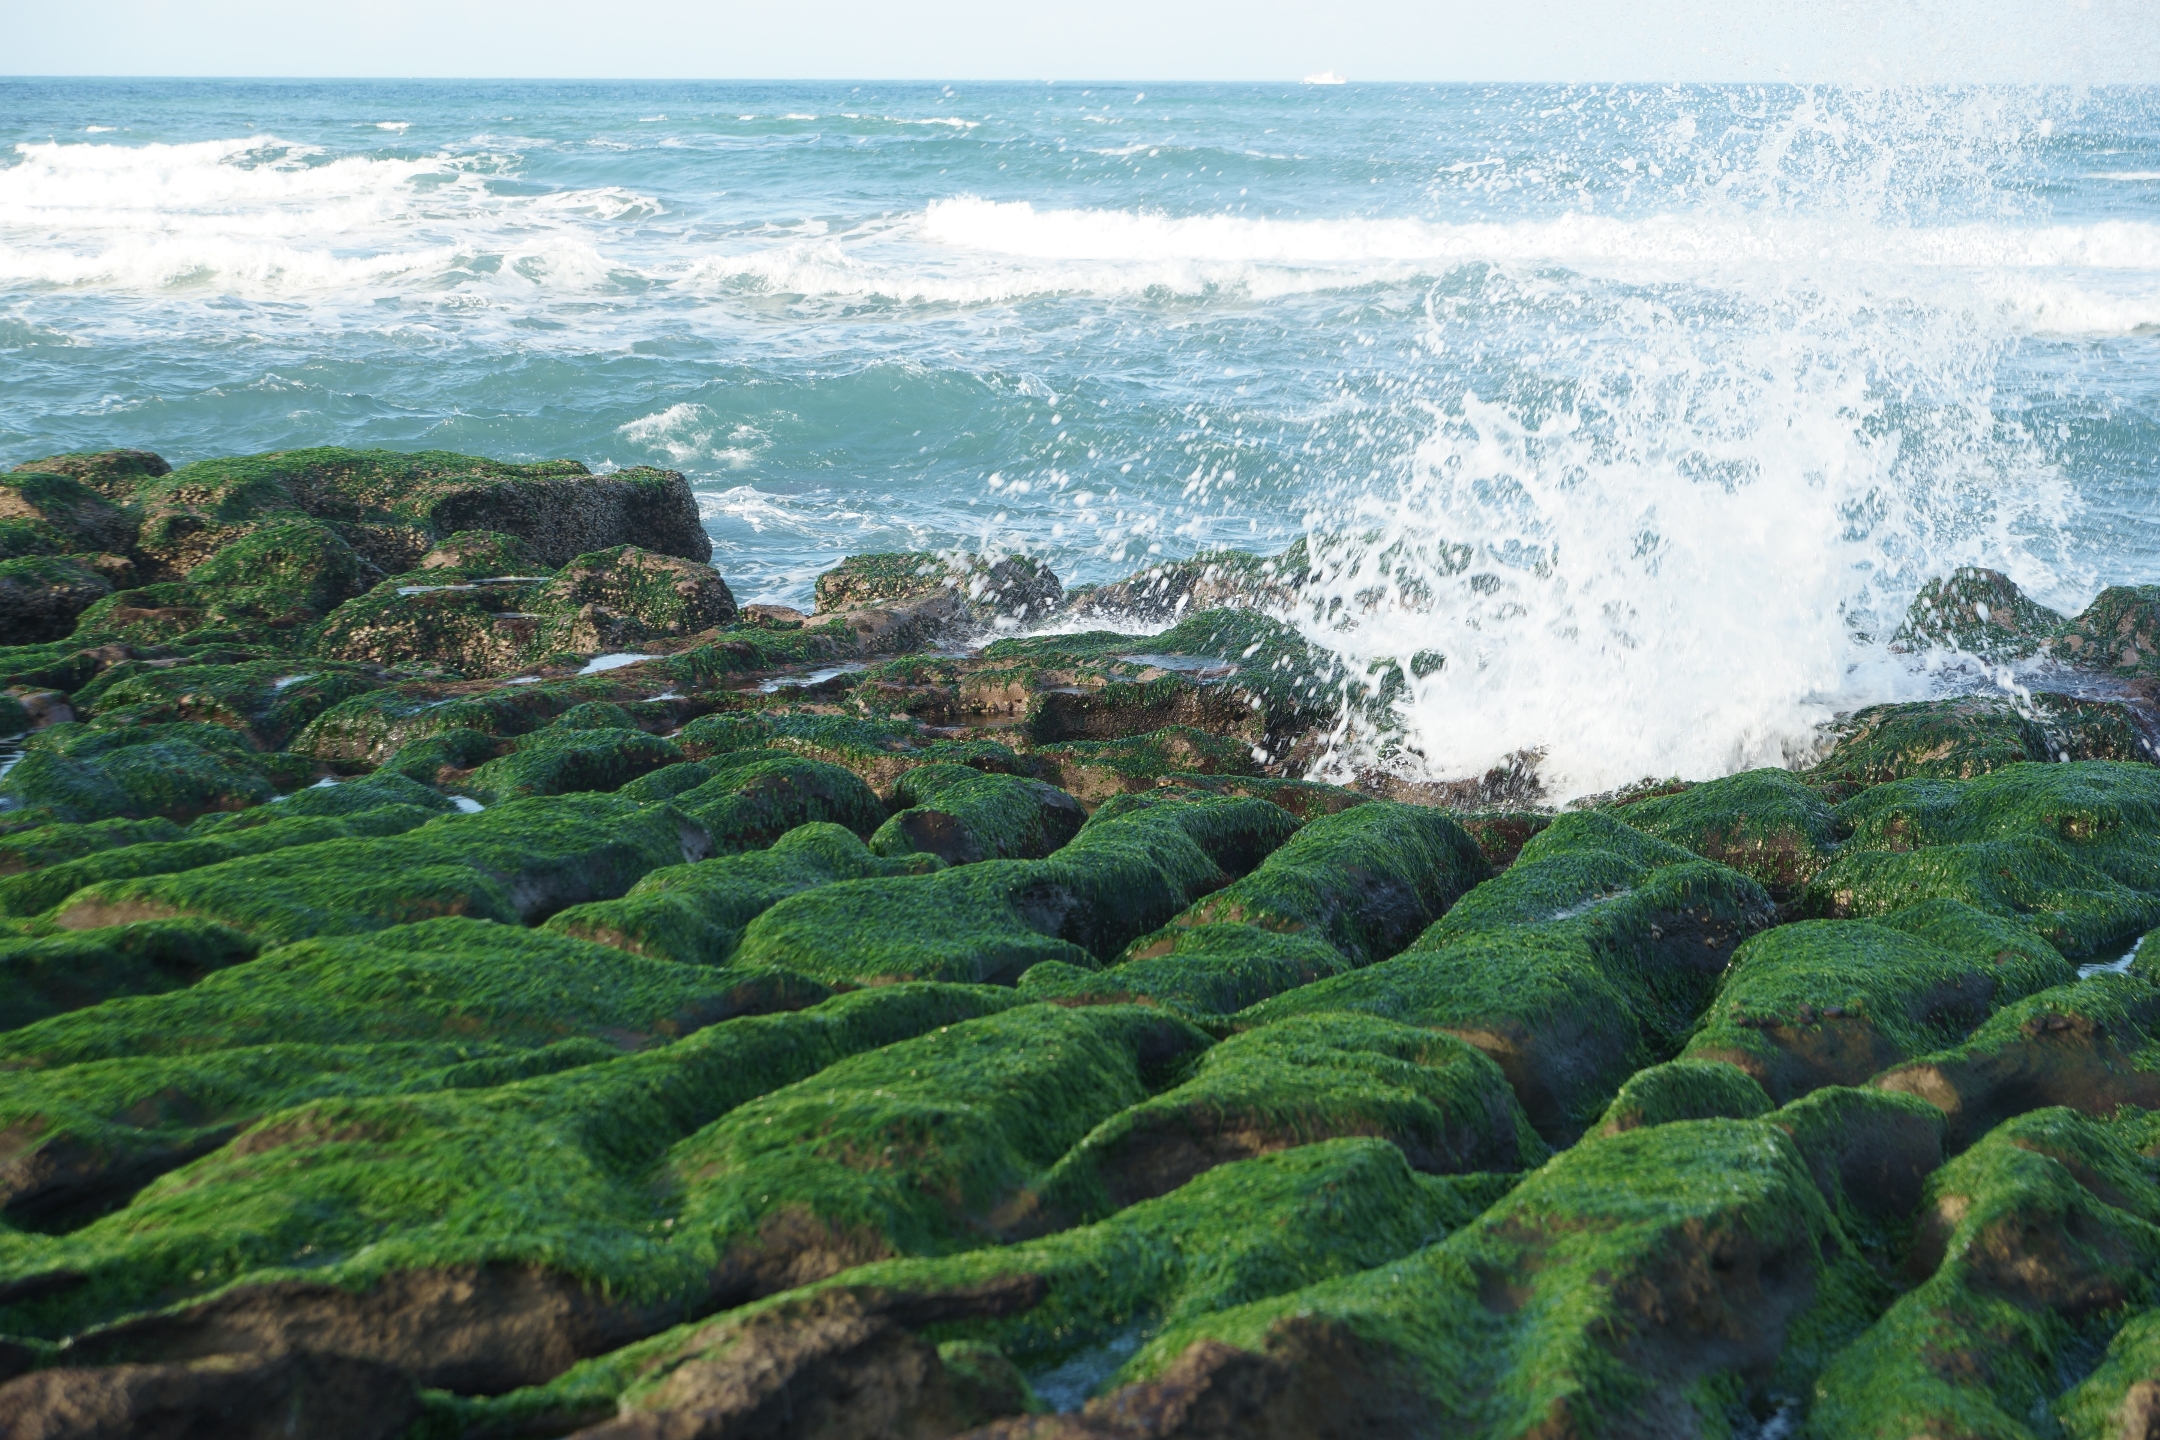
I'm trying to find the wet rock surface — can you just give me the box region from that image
[8,446,2160,1440]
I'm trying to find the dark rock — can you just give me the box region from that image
[567,1282,1044,1440]
[11,449,171,502]
[1891,566,2066,661]
[0,556,117,644]
[0,471,136,555]
[0,1350,420,1440]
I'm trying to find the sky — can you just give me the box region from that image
[1,0,2155,82]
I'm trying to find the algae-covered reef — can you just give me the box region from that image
[6,452,2160,1439]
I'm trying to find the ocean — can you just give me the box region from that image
[3,78,2158,797]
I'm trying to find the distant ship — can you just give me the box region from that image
[1302,70,1347,85]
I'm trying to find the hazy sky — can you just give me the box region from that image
[4,0,2155,82]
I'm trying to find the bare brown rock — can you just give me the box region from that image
[0,1350,419,1440]
[568,1279,1047,1440]
[62,1264,697,1395]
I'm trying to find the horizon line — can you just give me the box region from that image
[5,74,2150,86]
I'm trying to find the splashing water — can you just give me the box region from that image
[3,80,2156,798]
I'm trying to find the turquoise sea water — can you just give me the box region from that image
[3,79,2158,794]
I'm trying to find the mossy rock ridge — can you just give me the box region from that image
[1805,761,2160,959]
[46,792,708,943]
[1033,802,1486,1016]
[545,823,938,966]
[1032,1013,1546,1223]
[661,1003,1213,1309]
[1872,971,2160,1151]
[1682,903,2077,1104]
[1241,810,1778,1141]
[732,792,1301,986]
[459,1137,1486,1437]
[1809,1107,2160,1440]
[947,1118,1873,1440]
[0,983,1027,1379]
[869,763,1087,866]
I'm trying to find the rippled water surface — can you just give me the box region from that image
[5,79,2159,794]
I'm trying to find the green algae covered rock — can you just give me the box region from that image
[72,657,386,750]
[1031,725,1261,805]
[2056,583,2160,673]
[0,815,186,876]
[1616,765,1841,889]
[311,573,549,673]
[1130,800,1487,969]
[1037,801,1487,1017]
[1808,694,2152,793]
[294,681,585,764]
[47,792,706,942]
[664,1004,1211,1297]
[1245,810,1777,1141]
[1591,1057,1775,1136]
[1018,1117,1874,1438]
[10,447,169,502]
[0,468,135,555]
[815,550,1061,623]
[1872,971,2160,1151]
[1806,761,2160,958]
[0,917,258,1033]
[464,725,684,802]
[0,983,1026,1386]
[464,1136,1483,1436]
[530,544,738,640]
[664,753,887,851]
[546,822,937,965]
[1036,1012,1547,1223]
[0,721,290,828]
[869,763,1086,865]
[733,791,1300,986]
[1681,903,2076,1103]
[1809,1107,2160,1440]
[0,805,438,919]
[0,553,122,643]
[414,528,542,574]
[133,446,709,572]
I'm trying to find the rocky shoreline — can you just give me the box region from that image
[5,447,2160,1438]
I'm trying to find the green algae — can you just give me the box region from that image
[1031,726,1261,804]
[1093,1117,1877,1437]
[1808,1107,2160,1440]
[869,763,1086,865]
[464,725,684,802]
[48,792,704,943]
[0,722,287,827]
[1243,811,1777,1140]
[1616,766,1842,889]
[666,754,887,851]
[0,817,187,877]
[1682,906,2075,1104]
[1129,800,1487,968]
[0,982,1024,1345]
[664,1004,1211,1293]
[461,1137,1485,1433]
[545,822,937,965]
[0,918,259,1032]
[1890,566,2067,662]
[1591,1058,1775,1136]
[73,657,385,750]
[732,791,1300,986]
[1036,1011,1547,1224]
[0,806,439,919]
